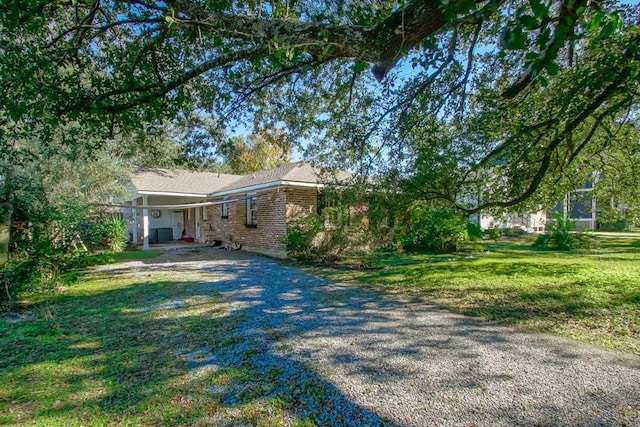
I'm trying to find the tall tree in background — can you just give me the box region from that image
[221,129,292,174]
[0,0,638,214]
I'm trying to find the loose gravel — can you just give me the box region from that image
[104,248,640,426]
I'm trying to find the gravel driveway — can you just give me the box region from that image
[112,248,640,426]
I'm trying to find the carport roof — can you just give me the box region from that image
[130,168,242,197]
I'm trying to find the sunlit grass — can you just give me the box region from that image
[74,249,164,268]
[0,263,330,426]
[320,235,640,355]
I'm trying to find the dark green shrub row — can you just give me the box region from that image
[283,200,485,262]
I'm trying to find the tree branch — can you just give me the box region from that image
[502,0,589,99]
[58,45,271,115]
[463,65,632,214]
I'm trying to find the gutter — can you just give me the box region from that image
[211,180,327,197]
[104,195,254,209]
[136,190,210,198]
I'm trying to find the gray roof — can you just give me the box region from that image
[129,163,354,199]
[130,168,242,196]
[214,162,353,194]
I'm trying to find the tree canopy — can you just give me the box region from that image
[1,0,639,213]
[221,128,292,173]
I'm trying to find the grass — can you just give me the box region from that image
[75,249,164,267]
[318,234,640,355]
[2,235,639,424]
[0,261,329,426]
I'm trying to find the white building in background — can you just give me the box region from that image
[470,210,547,233]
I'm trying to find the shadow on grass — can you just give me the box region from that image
[329,255,640,338]
[2,249,638,426]
[0,260,400,426]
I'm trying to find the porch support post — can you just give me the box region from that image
[132,198,138,244]
[143,195,150,250]
[195,204,201,241]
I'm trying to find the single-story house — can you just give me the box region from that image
[124,163,351,258]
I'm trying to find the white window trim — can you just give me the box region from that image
[202,206,208,220]
[246,194,257,226]
[222,202,229,218]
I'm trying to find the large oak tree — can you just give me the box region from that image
[1,0,639,213]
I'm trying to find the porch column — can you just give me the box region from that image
[195,205,201,241]
[132,198,138,244]
[143,195,149,250]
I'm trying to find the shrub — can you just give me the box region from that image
[1,235,77,308]
[403,203,470,253]
[283,207,376,263]
[598,218,627,232]
[484,226,527,240]
[533,213,598,250]
[466,221,483,241]
[97,216,127,252]
[0,199,124,307]
[484,227,501,241]
[281,214,323,261]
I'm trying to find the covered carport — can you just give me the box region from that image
[123,168,242,250]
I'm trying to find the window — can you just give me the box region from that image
[246,195,257,226]
[202,206,208,220]
[221,202,229,219]
[317,191,347,228]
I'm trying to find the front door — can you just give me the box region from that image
[172,211,183,240]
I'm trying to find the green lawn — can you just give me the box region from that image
[75,249,164,267]
[319,234,640,355]
[0,264,320,426]
[1,237,639,425]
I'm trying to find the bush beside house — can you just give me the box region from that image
[283,199,484,262]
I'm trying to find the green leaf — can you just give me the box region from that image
[537,28,551,50]
[588,11,604,32]
[538,75,549,87]
[502,27,528,50]
[545,61,559,76]
[529,0,548,19]
[353,60,367,73]
[519,15,539,30]
[456,0,477,14]
[599,21,615,39]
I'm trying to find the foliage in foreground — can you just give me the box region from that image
[2,1,639,219]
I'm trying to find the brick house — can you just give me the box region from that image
[124,163,351,258]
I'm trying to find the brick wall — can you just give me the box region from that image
[285,187,318,224]
[201,188,288,258]
[195,186,319,258]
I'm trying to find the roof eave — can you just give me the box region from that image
[211,180,326,197]
[135,190,211,198]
